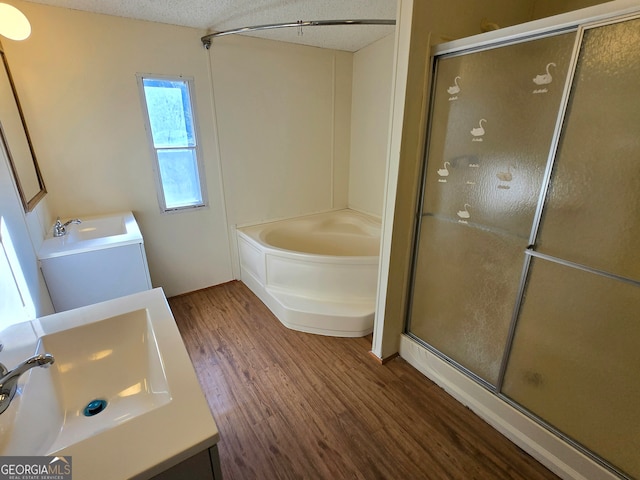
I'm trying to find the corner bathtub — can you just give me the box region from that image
[236,209,381,337]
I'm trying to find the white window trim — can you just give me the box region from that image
[136,73,209,213]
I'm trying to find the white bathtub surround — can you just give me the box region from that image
[237,209,381,337]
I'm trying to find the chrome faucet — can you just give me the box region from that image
[0,354,55,415]
[53,217,82,237]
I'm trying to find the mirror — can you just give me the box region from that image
[0,40,46,212]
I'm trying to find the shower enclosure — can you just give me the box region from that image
[406,12,640,480]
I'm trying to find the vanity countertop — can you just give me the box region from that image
[0,288,219,480]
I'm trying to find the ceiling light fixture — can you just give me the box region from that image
[0,3,31,41]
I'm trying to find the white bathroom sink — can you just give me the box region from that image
[41,308,170,427]
[46,309,170,453]
[38,211,143,259]
[0,309,170,456]
[66,215,127,242]
[0,289,218,479]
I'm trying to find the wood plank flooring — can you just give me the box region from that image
[169,281,559,480]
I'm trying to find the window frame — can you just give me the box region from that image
[136,73,208,213]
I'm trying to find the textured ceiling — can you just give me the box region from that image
[24,0,398,51]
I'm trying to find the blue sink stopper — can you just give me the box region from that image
[84,399,107,416]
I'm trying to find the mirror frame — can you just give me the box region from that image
[0,40,46,212]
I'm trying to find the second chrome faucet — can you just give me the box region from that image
[53,217,81,237]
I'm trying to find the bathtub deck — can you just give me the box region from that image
[170,281,559,480]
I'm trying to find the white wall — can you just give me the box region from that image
[0,133,53,328]
[5,0,233,297]
[349,34,395,217]
[1,0,383,296]
[210,35,352,229]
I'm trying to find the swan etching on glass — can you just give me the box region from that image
[496,164,515,182]
[447,76,461,95]
[533,62,556,85]
[470,119,487,137]
[437,161,450,177]
[457,204,472,219]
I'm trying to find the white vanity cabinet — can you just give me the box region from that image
[38,212,152,312]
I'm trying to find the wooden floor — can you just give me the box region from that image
[169,281,559,480]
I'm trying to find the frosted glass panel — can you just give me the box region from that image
[409,217,526,385]
[423,33,576,238]
[502,258,640,478]
[537,18,640,281]
[408,33,576,386]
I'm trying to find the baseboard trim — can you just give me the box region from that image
[368,351,398,364]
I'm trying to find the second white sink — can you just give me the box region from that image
[39,211,144,260]
[38,211,152,312]
[66,215,127,243]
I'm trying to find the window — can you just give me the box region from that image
[138,75,207,212]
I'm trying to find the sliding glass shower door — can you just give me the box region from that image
[408,32,577,386]
[501,17,640,478]
[407,13,640,479]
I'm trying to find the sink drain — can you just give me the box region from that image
[83,399,107,416]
